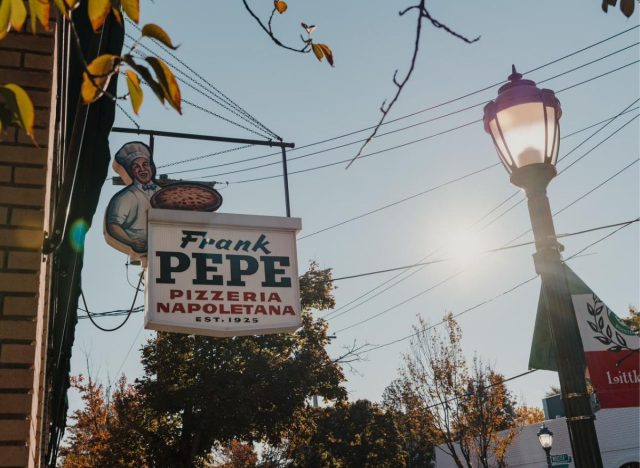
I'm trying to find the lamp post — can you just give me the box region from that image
[537,424,554,468]
[483,66,603,468]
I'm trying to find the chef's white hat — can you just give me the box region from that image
[114,142,151,171]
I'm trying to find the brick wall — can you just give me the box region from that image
[0,23,57,468]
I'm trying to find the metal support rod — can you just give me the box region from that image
[149,133,154,155]
[544,448,552,468]
[281,145,291,217]
[514,164,603,468]
[111,127,295,148]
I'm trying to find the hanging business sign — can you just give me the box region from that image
[104,141,222,261]
[145,208,302,337]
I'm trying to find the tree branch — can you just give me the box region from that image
[346,1,479,169]
[241,0,309,53]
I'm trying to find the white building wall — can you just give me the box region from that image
[435,407,639,467]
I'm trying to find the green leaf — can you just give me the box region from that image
[87,0,110,31]
[122,55,165,104]
[125,69,143,114]
[145,56,181,113]
[10,0,26,31]
[620,0,634,17]
[311,43,324,62]
[121,0,138,23]
[0,83,35,140]
[141,23,178,50]
[0,0,11,40]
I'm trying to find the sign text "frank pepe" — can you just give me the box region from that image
[155,231,291,287]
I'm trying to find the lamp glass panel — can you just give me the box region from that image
[538,433,553,449]
[495,102,547,169]
[488,118,514,169]
[550,120,560,166]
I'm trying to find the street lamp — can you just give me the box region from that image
[483,66,603,468]
[537,424,554,468]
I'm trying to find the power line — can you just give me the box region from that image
[331,156,639,331]
[220,59,640,184]
[160,27,638,172]
[124,21,280,139]
[299,108,639,242]
[80,219,638,321]
[322,108,638,322]
[80,273,143,332]
[124,45,275,139]
[161,37,638,176]
[156,144,254,169]
[329,218,639,283]
[351,218,638,356]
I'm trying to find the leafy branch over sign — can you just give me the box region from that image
[0,0,183,143]
[586,294,637,353]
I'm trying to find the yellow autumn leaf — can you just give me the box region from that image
[87,0,110,32]
[274,1,287,14]
[318,43,334,66]
[28,0,50,33]
[125,69,143,114]
[10,0,26,31]
[145,56,181,113]
[141,23,178,50]
[311,43,324,62]
[81,53,118,103]
[121,0,138,23]
[111,6,122,25]
[0,83,35,139]
[0,0,12,40]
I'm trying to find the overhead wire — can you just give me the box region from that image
[80,273,144,331]
[158,27,639,171]
[321,102,638,320]
[123,42,276,140]
[77,219,638,320]
[331,147,640,331]
[351,218,638,357]
[160,38,639,176]
[124,19,280,139]
[298,107,639,241]
[219,59,640,184]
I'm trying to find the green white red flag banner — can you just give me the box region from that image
[529,265,639,409]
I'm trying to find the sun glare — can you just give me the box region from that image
[445,230,486,266]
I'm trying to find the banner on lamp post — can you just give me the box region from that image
[145,209,302,337]
[529,265,639,409]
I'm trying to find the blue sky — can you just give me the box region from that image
[71,1,639,412]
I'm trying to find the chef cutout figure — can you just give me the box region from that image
[104,141,160,259]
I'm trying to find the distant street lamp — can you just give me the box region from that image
[537,424,554,468]
[482,66,603,468]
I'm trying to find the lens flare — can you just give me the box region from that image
[69,218,89,252]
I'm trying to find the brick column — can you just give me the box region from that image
[0,24,57,468]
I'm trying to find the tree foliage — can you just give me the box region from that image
[383,314,529,468]
[622,305,640,333]
[59,375,147,467]
[282,400,407,468]
[59,262,349,467]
